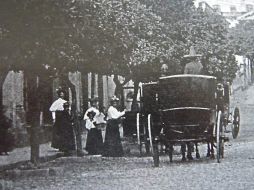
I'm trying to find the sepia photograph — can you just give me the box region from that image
[0,0,253,189]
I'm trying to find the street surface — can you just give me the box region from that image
[9,85,254,190]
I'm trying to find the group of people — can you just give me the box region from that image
[49,89,126,157]
[84,96,126,156]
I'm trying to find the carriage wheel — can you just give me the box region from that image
[148,114,154,154]
[232,107,240,139]
[148,114,160,167]
[216,110,224,163]
[221,121,225,159]
[136,113,142,155]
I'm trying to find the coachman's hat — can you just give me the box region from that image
[183,46,202,59]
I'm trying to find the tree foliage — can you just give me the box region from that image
[229,20,254,62]
[142,0,237,82]
[0,0,238,83]
[0,0,85,76]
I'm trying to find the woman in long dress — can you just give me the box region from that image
[83,97,105,155]
[103,96,126,157]
[49,89,67,150]
[56,102,76,155]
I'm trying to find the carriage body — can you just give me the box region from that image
[123,74,239,164]
[139,74,229,166]
[157,75,217,141]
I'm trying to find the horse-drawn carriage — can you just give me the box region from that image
[123,74,240,167]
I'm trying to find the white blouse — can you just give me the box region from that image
[85,119,96,130]
[107,106,125,120]
[83,107,106,129]
[49,98,67,120]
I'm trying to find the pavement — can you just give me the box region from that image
[0,121,118,172]
[0,142,63,171]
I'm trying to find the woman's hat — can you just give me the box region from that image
[110,95,119,103]
[56,88,65,96]
[87,111,96,117]
[183,46,202,59]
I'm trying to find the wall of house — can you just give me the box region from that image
[3,71,25,128]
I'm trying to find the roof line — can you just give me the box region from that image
[159,74,216,80]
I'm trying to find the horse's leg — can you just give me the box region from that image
[195,142,200,159]
[210,140,215,159]
[168,143,173,163]
[206,141,211,157]
[187,142,193,160]
[181,142,186,161]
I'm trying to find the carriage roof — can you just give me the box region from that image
[159,74,216,80]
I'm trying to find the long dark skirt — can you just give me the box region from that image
[51,121,61,149]
[52,111,75,152]
[103,120,123,157]
[86,128,103,155]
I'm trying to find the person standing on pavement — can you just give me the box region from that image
[58,102,76,156]
[103,96,126,157]
[83,97,105,155]
[49,89,67,150]
[84,111,104,155]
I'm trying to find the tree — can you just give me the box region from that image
[76,0,169,108]
[188,8,238,82]
[0,0,90,163]
[229,19,254,81]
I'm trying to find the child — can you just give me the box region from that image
[85,111,104,155]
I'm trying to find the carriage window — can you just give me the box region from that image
[159,77,216,109]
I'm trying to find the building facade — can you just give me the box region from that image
[195,0,254,27]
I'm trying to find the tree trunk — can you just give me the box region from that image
[113,75,131,110]
[113,75,124,110]
[59,72,84,155]
[113,75,122,98]
[0,69,9,111]
[131,80,140,112]
[26,72,40,165]
[91,73,95,98]
[81,72,89,113]
[98,74,104,111]
[251,58,254,83]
